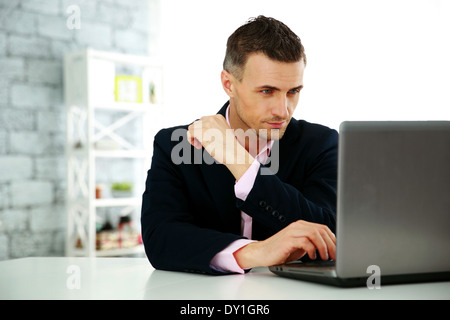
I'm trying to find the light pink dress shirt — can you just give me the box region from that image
[209,106,273,274]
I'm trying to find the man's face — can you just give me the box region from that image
[224,52,305,141]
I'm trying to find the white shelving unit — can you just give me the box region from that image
[64,48,162,257]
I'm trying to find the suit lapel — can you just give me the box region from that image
[199,155,241,232]
[198,101,241,232]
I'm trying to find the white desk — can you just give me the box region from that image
[1,257,449,300]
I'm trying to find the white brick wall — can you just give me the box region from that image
[0,209,28,232]
[0,57,25,80]
[0,0,151,260]
[0,108,35,130]
[27,59,62,85]
[76,21,112,48]
[10,181,53,207]
[10,132,53,155]
[0,9,37,35]
[0,156,33,181]
[38,15,73,41]
[8,35,52,58]
[0,33,7,55]
[11,83,60,108]
[21,0,62,15]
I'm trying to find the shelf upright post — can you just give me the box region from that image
[85,49,96,257]
[65,49,92,256]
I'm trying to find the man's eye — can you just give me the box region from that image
[289,89,300,94]
[261,89,272,94]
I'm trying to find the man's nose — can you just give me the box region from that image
[271,95,288,119]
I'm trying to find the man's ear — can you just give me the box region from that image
[221,70,234,97]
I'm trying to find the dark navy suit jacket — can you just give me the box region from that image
[141,102,338,274]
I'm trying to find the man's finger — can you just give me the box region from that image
[324,233,336,261]
[291,237,317,260]
[186,130,203,149]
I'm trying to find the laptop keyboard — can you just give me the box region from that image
[287,260,336,270]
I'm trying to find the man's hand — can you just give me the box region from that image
[233,220,336,269]
[187,115,255,180]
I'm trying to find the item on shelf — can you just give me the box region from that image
[118,215,132,230]
[99,216,114,232]
[77,215,114,248]
[95,215,104,232]
[111,182,133,198]
[149,82,156,104]
[118,215,142,248]
[115,75,143,103]
[96,215,141,251]
[96,216,116,251]
[95,139,121,150]
[95,184,104,199]
[96,230,119,251]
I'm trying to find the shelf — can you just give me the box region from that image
[67,149,147,158]
[65,49,159,258]
[93,102,162,112]
[95,197,140,207]
[94,149,147,158]
[89,49,161,67]
[71,245,145,257]
[95,245,145,257]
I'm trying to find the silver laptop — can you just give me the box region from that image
[269,121,450,287]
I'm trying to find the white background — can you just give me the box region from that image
[157,0,450,131]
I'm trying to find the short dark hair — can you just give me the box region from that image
[223,15,306,80]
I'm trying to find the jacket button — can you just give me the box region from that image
[265,205,273,213]
[278,215,286,222]
[259,200,266,208]
[271,210,279,218]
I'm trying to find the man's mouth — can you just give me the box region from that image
[266,121,286,128]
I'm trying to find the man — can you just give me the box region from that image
[141,16,338,275]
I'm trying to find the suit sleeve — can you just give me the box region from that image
[236,128,338,236]
[141,128,244,274]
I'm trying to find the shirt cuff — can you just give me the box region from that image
[210,239,255,274]
[234,159,260,201]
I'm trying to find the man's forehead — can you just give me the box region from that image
[242,53,304,87]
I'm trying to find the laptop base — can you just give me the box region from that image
[269,265,450,287]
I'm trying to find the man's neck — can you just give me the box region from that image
[226,103,271,158]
